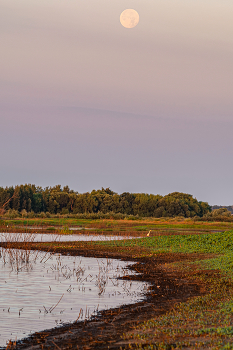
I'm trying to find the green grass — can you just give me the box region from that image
[2,217,233,231]
[98,231,233,278]
[1,218,92,226]
[98,230,233,252]
[2,218,233,348]
[123,274,233,349]
[100,231,233,349]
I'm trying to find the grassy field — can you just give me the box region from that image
[1,217,233,235]
[93,225,233,349]
[2,217,233,349]
[119,233,233,350]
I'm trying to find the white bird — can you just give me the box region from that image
[147,230,152,237]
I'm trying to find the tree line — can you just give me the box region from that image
[212,205,233,214]
[0,184,211,218]
[199,207,233,222]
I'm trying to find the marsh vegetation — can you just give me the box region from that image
[1,217,233,349]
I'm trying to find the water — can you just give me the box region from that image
[0,232,136,243]
[0,248,149,348]
[15,226,94,230]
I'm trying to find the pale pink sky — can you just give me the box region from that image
[1,0,233,204]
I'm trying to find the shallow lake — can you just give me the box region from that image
[14,226,94,231]
[0,248,149,348]
[0,232,136,243]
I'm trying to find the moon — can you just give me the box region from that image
[120,9,139,29]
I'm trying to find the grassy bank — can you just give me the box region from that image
[26,227,233,348]
[2,219,233,349]
[94,230,233,349]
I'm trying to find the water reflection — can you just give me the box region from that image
[0,232,136,242]
[15,226,93,230]
[0,248,149,348]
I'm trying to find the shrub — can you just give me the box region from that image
[21,209,28,218]
[200,208,233,222]
[4,209,20,219]
[38,212,46,218]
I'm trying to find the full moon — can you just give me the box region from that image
[120,9,139,29]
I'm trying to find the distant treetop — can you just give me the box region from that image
[0,184,211,218]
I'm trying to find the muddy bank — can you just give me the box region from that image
[2,243,215,350]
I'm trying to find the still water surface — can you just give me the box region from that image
[0,232,135,242]
[0,248,149,348]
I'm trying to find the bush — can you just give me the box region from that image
[200,208,233,222]
[61,208,69,215]
[21,209,28,218]
[73,211,141,220]
[4,209,20,219]
[38,212,46,218]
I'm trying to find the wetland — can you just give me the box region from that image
[0,247,148,347]
[1,218,233,349]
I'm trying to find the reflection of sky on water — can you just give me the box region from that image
[0,248,149,347]
[14,226,95,230]
[0,232,138,243]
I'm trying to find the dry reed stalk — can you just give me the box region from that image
[0,193,18,217]
[51,340,62,350]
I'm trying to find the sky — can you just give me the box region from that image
[1,0,233,205]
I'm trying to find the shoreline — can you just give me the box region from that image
[1,242,212,350]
